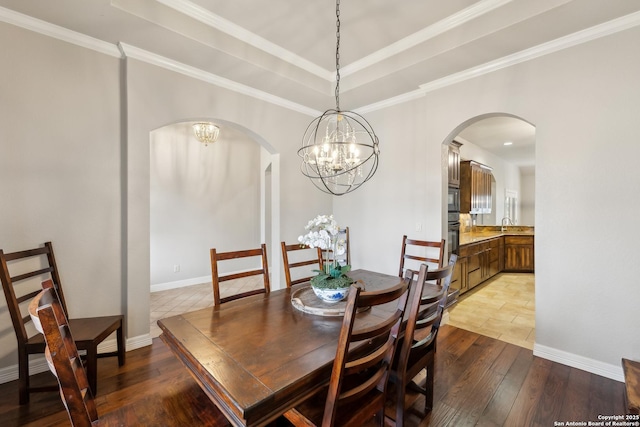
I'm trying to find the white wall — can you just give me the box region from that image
[336,26,640,380]
[0,24,123,369]
[334,100,437,274]
[520,170,535,225]
[150,123,261,287]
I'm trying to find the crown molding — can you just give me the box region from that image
[341,0,513,77]
[119,43,321,118]
[358,10,640,114]
[355,90,428,115]
[157,0,513,82]
[154,0,333,81]
[0,6,121,58]
[0,4,320,117]
[3,5,639,118]
[419,9,640,93]
[157,0,514,84]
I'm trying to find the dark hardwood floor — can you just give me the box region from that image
[0,325,626,426]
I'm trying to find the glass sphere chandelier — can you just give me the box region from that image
[299,0,380,196]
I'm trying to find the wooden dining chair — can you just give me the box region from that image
[210,243,270,306]
[0,242,125,404]
[281,242,323,287]
[398,235,445,277]
[32,280,230,426]
[398,236,445,278]
[622,358,640,415]
[387,255,457,426]
[28,282,143,426]
[29,283,99,426]
[335,226,351,266]
[322,227,351,267]
[283,274,414,427]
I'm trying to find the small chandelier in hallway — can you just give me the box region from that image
[192,122,220,146]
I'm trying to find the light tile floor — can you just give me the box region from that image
[446,272,535,349]
[150,276,263,338]
[150,272,536,350]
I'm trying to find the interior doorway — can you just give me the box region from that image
[148,119,281,290]
[442,113,536,349]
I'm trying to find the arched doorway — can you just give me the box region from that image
[442,113,536,350]
[148,119,281,336]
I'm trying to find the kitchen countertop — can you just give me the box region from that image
[459,226,534,246]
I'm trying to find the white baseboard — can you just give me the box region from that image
[0,355,51,385]
[442,311,624,383]
[533,343,624,383]
[150,275,210,293]
[127,333,153,351]
[0,334,154,385]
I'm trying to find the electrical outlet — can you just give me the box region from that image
[415,222,422,232]
[173,264,180,273]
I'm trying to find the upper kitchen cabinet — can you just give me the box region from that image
[448,141,462,188]
[460,160,493,214]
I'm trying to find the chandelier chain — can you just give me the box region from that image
[298,0,379,196]
[335,0,341,111]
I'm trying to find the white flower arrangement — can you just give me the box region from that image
[297,214,340,250]
[298,214,353,291]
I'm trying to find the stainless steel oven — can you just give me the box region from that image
[446,211,461,307]
[447,212,460,256]
[448,187,460,213]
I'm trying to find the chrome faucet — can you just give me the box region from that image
[501,217,513,232]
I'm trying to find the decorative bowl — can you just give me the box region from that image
[311,285,350,304]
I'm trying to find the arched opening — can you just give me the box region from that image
[148,119,280,336]
[442,113,536,350]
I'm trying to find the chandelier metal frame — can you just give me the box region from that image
[298,0,380,196]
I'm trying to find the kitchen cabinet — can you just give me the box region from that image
[504,235,534,272]
[460,160,493,214]
[448,140,462,188]
[488,237,504,277]
[456,237,503,294]
[450,255,467,295]
[455,233,533,295]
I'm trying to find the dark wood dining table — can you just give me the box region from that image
[157,269,445,427]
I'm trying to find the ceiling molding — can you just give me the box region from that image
[420,10,640,91]
[156,0,514,82]
[154,0,333,81]
[119,43,321,118]
[358,9,640,114]
[0,6,121,58]
[3,5,639,119]
[0,5,321,117]
[341,0,513,77]
[354,90,427,115]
